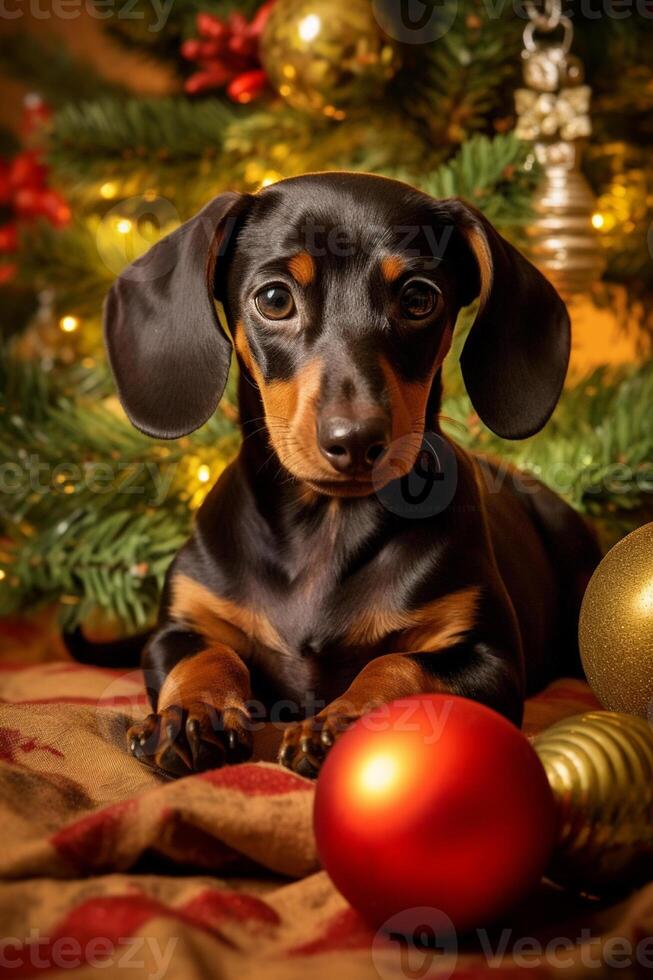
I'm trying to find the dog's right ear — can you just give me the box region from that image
[104,192,250,439]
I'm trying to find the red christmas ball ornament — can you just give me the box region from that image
[314,695,556,934]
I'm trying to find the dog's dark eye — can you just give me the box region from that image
[399,280,442,321]
[255,285,295,320]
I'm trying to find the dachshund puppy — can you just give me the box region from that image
[105,172,600,778]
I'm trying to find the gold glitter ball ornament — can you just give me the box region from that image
[579,523,653,718]
[260,0,400,118]
[534,711,653,892]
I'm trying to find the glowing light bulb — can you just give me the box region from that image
[100,182,118,200]
[197,464,211,483]
[0,569,6,581]
[298,13,321,41]
[116,219,132,234]
[59,315,79,333]
[591,212,605,230]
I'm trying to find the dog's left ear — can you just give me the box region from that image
[104,192,249,440]
[443,199,570,440]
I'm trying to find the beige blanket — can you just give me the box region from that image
[1,621,651,979]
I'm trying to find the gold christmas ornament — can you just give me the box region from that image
[515,1,604,298]
[261,0,400,119]
[535,711,653,892]
[579,523,653,718]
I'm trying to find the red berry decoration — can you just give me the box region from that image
[182,1,275,100]
[314,694,556,934]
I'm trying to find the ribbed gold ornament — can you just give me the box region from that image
[579,523,653,718]
[261,0,400,119]
[534,711,653,892]
[526,147,605,298]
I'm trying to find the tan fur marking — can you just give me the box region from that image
[171,574,287,656]
[234,321,255,375]
[288,251,316,287]
[462,227,493,307]
[346,586,480,651]
[377,355,432,483]
[157,646,250,714]
[327,653,449,717]
[380,255,406,283]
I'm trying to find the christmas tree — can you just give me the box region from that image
[0,0,652,635]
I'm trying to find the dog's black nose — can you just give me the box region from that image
[318,414,390,475]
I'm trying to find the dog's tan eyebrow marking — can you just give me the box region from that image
[287,251,316,287]
[380,255,407,283]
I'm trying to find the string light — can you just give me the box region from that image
[197,464,211,483]
[59,315,79,333]
[591,212,605,230]
[0,570,5,582]
[100,182,118,200]
[116,218,132,234]
[261,172,282,187]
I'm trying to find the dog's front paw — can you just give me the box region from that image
[128,700,252,778]
[277,704,361,778]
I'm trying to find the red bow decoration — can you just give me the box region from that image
[181,1,275,101]
[0,99,70,284]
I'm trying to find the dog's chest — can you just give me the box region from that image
[243,520,432,701]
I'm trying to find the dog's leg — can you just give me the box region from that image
[129,625,252,777]
[278,645,522,777]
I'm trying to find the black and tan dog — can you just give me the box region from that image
[103,171,599,778]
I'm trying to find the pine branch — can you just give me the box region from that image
[50,97,240,169]
[442,362,653,516]
[413,133,539,229]
[0,354,239,630]
[397,0,523,147]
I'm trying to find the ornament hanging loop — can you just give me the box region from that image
[523,16,573,57]
[524,0,562,34]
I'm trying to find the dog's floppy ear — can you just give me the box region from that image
[104,192,248,439]
[443,199,570,440]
